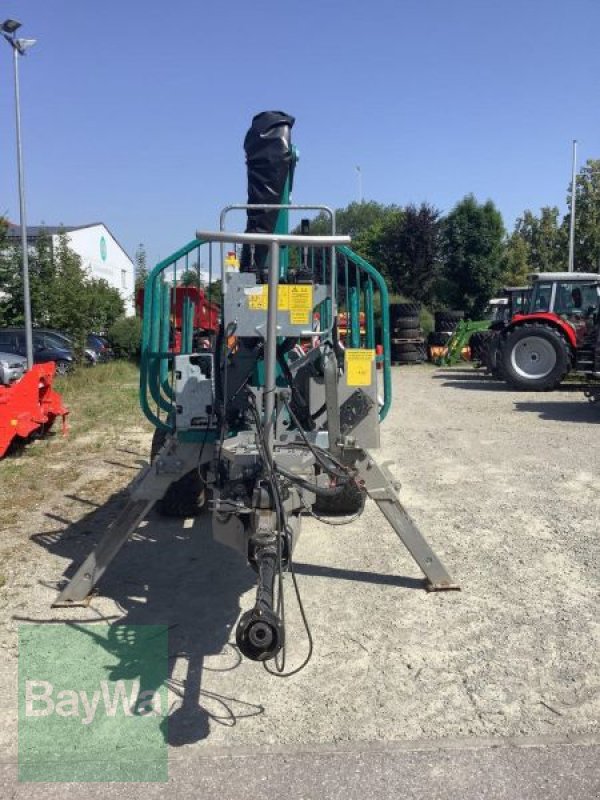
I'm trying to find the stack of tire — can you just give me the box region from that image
[390,302,426,365]
[427,310,464,361]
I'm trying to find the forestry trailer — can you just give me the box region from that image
[54,111,458,666]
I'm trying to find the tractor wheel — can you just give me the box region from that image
[470,330,493,363]
[481,332,500,374]
[501,325,570,391]
[150,428,206,517]
[314,480,366,516]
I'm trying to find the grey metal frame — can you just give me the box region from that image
[54,224,459,607]
[196,229,350,452]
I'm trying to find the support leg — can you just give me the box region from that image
[53,440,202,606]
[354,450,459,590]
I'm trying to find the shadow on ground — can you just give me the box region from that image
[28,489,259,747]
[25,475,426,747]
[514,400,600,423]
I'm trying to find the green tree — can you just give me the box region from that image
[134,243,148,290]
[442,195,505,317]
[180,265,200,286]
[108,315,142,359]
[85,279,125,333]
[564,159,600,272]
[500,230,531,286]
[301,201,400,240]
[368,203,442,303]
[515,207,566,272]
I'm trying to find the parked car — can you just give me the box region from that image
[0,329,75,375]
[0,351,27,385]
[31,328,97,366]
[87,334,115,362]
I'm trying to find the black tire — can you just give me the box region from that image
[469,330,493,362]
[150,428,206,517]
[434,310,464,334]
[427,331,451,346]
[54,360,71,376]
[435,309,464,324]
[481,332,503,377]
[391,342,419,354]
[501,324,570,391]
[390,302,421,321]
[391,328,421,340]
[393,316,420,330]
[435,319,460,334]
[392,350,422,363]
[314,480,366,515]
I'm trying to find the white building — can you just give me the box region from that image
[7,222,135,315]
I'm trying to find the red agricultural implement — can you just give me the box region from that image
[135,286,220,353]
[0,363,68,458]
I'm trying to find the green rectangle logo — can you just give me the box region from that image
[18,623,168,782]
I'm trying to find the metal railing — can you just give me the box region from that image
[139,230,392,434]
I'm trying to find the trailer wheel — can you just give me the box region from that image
[314,480,366,516]
[150,428,206,517]
[501,324,570,391]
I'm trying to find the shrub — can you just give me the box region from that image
[108,316,142,360]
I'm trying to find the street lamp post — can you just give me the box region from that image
[355,165,363,204]
[2,19,36,368]
[568,139,577,273]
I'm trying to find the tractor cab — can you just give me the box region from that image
[486,286,531,328]
[525,272,600,320]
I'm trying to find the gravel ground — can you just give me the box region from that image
[0,364,599,759]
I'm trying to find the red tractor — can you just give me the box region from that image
[498,272,600,391]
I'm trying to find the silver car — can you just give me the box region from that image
[0,351,27,385]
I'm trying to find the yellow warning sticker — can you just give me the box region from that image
[346,349,375,387]
[278,285,290,310]
[290,309,310,325]
[288,285,313,326]
[289,285,313,312]
[247,285,291,311]
[247,285,268,310]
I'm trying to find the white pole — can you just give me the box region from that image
[568,139,577,273]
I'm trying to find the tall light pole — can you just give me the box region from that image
[2,19,36,368]
[355,165,363,204]
[568,139,577,273]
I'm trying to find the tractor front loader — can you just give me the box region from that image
[54,112,458,665]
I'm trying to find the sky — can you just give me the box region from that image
[0,0,599,268]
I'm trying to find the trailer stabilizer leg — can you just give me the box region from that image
[53,440,201,606]
[353,450,460,591]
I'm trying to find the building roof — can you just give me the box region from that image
[528,272,600,282]
[7,222,104,237]
[6,222,133,262]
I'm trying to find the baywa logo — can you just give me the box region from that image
[25,678,163,725]
[19,624,168,783]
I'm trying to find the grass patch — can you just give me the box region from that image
[0,361,150,521]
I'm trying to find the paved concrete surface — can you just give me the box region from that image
[1,365,599,794]
[1,736,599,799]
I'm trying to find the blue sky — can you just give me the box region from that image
[1,0,598,267]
